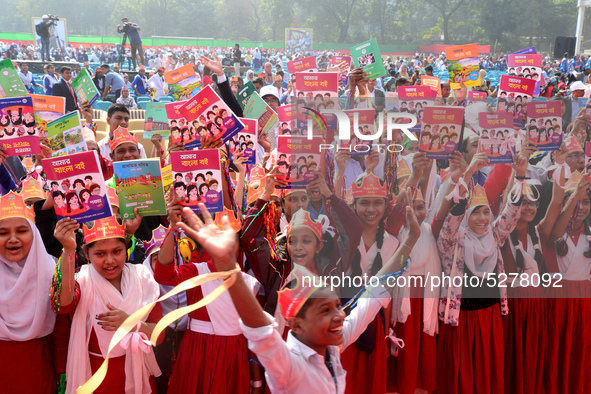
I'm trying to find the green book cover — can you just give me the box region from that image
[236,81,256,110]
[350,38,387,79]
[143,102,170,139]
[0,59,27,98]
[112,159,167,218]
[244,92,278,136]
[71,68,99,106]
[47,111,87,157]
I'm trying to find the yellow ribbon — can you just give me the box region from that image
[77,266,241,394]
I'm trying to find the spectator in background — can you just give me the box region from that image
[148,67,166,100]
[93,67,106,97]
[116,87,137,109]
[117,18,144,70]
[233,43,242,77]
[101,64,125,101]
[18,62,41,94]
[36,15,55,61]
[43,63,58,95]
[52,65,78,112]
[131,67,148,96]
[72,62,81,79]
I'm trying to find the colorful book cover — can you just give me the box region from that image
[143,102,169,140]
[351,39,387,79]
[287,56,318,74]
[165,101,188,146]
[170,149,224,214]
[112,159,166,218]
[505,47,537,65]
[445,43,481,90]
[229,118,258,165]
[421,75,442,96]
[497,75,536,129]
[276,135,323,189]
[244,92,278,137]
[329,55,352,84]
[467,91,487,102]
[418,106,464,159]
[164,64,202,102]
[161,164,172,194]
[47,111,87,157]
[236,81,256,110]
[71,68,100,106]
[27,94,65,137]
[340,109,375,156]
[478,112,515,164]
[277,104,297,135]
[507,53,543,96]
[43,151,112,223]
[0,59,27,98]
[180,85,245,149]
[526,101,563,151]
[398,86,437,134]
[0,96,41,156]
[294,72,340,130]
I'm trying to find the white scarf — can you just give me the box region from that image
[66,263,160,394]
[0,220,56,341]
[393,222,441,336]
[556,229,591,281]
[508,227,540,287]
[459,206,498,278]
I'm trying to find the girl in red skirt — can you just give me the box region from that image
[436,151,522,394]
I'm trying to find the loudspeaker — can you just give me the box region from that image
[554,36,576,59]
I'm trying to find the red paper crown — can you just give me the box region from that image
[109,127,138,152]
[349,174,388,200]
[83,216,126,244]
[469,184,489,209]
[440,168,451,184]
[413,188,424,202]
[286,209,323,241]
[214,207,242,233]
[19,176,46,203]
[0,191,35,222]
[565,135,583,153]
[566,171,583,193]
[143,225,169,257]
[397,158,411,180]
[277,265,321,320]
[247,166,279,205]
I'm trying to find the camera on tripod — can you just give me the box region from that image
[47,14,59,21]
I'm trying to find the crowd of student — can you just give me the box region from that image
[2,42,591,394]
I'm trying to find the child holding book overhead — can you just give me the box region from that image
[174,193,421,394]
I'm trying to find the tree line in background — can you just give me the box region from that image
[0,0,578,53]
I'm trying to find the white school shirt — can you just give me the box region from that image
[556,231,591,281]
[241,285,390,394]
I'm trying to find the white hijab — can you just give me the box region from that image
[459,205,498,278]
[0,219,56,341]
[66,263,160,394]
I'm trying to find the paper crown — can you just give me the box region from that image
[0,191,35,222]
[565,135,583,153]
[83,216,126,244]
[109,127,138,152]
[566,171,583,193]
[214,207,242,233]
[397,158,411,180]
[277,265,321,320]
[349,174,388,200]
[19,176,46,203]
[469,184,489,209]
[286,209,323,240]
[247,166,279,205]
[143,225,169,257]
[107,186,119,207]
[413,187,424,202]
[440,168,451,184]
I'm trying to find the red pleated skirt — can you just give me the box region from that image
[167,330,251,394]
[502,286,548,394]
[437,304,504,394]
[341,314,388,394]
[0,336,56,394]
[544,280,591,393]
[387,290,437,394]
[89,354,158,394]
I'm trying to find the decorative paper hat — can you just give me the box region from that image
[280,188,307,199]
[143,225,169,257]
[565,135,584,153]
[469,184,489,209]
[0,191,35,222]
[285,209,323,241]
[19,176,46,203]
[21,156,34,170]
[397,158,411,180]
[349,174,388,200]
[277,265,321,320]
[214,207,242,233]
[247,166,279,206]
[566,171,583,193]
[109,127,138,152]
[107,186,119,208]
[440,168,451,184]
[413,187,424,202]
[83,216,125,244]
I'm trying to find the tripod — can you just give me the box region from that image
[117,30,128,70]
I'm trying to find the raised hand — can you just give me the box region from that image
[178,205,239,271]
[262,166,288,200]
[307,172,332,198]
[198,54,224,77]
[448,151,467,183]
[364,149,380,174]
[54,217,79,254]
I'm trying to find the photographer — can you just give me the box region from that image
[36,15,56,62]
[117,18,144,70]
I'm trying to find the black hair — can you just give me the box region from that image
[60,66,71,73]
[556,189,591,258]
[107,103,129,118]
[509,225,547,274]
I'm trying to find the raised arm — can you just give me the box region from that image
[435,151,468,222]
[549,177,591,242]
[538,143,567,239]
[53,218,81,307]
